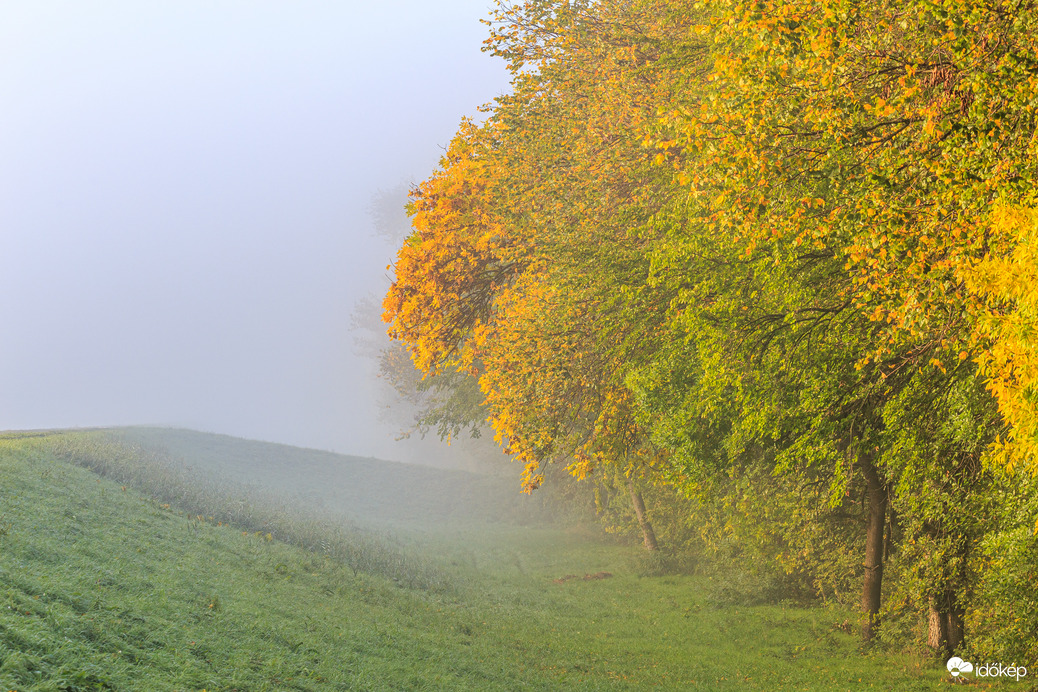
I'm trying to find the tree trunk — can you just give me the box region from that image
[883,506,897,564]
[927,599,949,653]
[628,478,658,552]
[922,506,969,657]
[948,602,964,653]
[928,584,965,657]
[860,454,887,642]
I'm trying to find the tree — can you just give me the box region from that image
[384,0,1038,652]
[637,0,1037,642]
[383,0,693,549]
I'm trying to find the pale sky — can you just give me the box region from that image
[0,1,510,462]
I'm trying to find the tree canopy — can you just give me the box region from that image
[383,0,1038,659]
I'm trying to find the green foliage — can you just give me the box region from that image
[969,526,1038,664]
[962,470,1038,664]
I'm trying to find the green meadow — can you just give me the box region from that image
[0,430,1001,690]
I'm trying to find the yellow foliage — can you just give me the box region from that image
[964,205,1038,470]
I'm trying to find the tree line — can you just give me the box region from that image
[382,0,1038,660]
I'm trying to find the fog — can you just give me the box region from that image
[0,1,510,463]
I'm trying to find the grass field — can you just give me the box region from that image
[0,430,1009,690]
[108,427,563,528]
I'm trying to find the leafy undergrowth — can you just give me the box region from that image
[0,432,995,690]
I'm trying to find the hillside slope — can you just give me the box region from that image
[110,427,559,528]
[0,433,607,690]
[0,432,951,690]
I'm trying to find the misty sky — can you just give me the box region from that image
[0,1,510,462]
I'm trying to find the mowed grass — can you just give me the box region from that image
[0,432,986,690]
